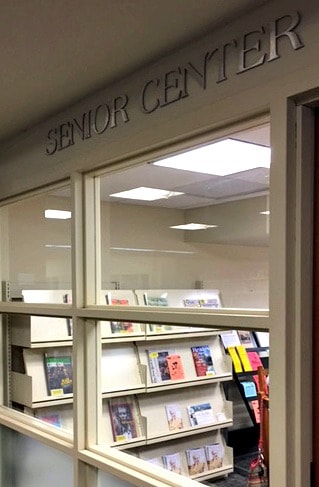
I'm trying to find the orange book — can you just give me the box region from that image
[166,354,185,380]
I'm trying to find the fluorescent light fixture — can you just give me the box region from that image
[45,209,71,219]
[260,210,270,215]
[45,244,71,249]
[153,139,270,176]
[170,223,218,230]
[110,247,195,254]
[110,186,184,201]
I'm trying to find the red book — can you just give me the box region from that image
[166,354,185,380]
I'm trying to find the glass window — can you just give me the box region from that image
[96,124,270,309]
[0,185,72,302]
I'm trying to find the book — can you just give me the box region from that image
[185,447,207,476]
[250,399,260,423]
[187,402,215,426]
[255,331,270,348]
[166,354,185,380]
[247,351,263,370]
[240,380,257,398]
[205,443,224,470]
[162,453,182,474]
[199,298,219,308]
[146,296,168,307]
[227,346,243,372]
[165,404,184,431]
[44,355,73,396]
[191,345,216,377]
[236,345,253,372]
[36,412,62,428]
[109,398,139,442]
[63,293,72,337]
[147,349,173,383]
[220,330,241,349]
[237,330,256,348]
[109,298,135,334]
[183,299,201,307]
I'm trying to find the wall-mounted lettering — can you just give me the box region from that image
[46,11,304,155]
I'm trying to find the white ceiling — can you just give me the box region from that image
[1,0,270,144]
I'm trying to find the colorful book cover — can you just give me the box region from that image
[166,354,185,380]
[191,345,216,377]
[147,349,172,383]
[146,296,168,307]
[44,355,73,396]
[162,453,182,474]
[186,447,207,476]
[236,345,253,372]
[36,413,62,428]
[247,351,263,370]
[109,400,138,442]
[110,298,135,334]
[205,443,224,470]
[240,380,257,398]
[227,346,243,372]
[187,402,215,426]
[165,404,184,431]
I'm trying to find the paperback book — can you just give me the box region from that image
[144,295,173,332]
[165,404,184,431]
[237,330,257,348]
[205,443,224,470]
[162,452,182,474]
[147,349,173,383]
[187,402,216,426]
[166,354,185,380]
[191,345,216,377]
[109,398,139,442]
[35,412,62,428]
[186,447,207,476]
[44,355,73,396]
[108,298,136,334]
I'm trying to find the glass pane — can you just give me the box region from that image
[96,317,269,484]
[0,426,73,486]
[0,185,72,302]
[98,124,270,309]
[7,313,73,435]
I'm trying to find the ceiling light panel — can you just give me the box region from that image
[110,186,184,201]
[153,139,270,176]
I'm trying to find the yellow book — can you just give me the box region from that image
[227,346,243,373]
[236,345,253,372]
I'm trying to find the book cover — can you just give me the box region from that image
[36,413,62,428]
[250,399,261,423]
[166,354,185,380]
[147,349,172,383]
[205,443,224,470]
[63,293,72,337]
[220,330,241,349]
[183,299,201,307]
[199,298,219,308]
[191,345,216,377]
[110,298,135,334]
[236,345,253,372]
[237,330,256,348]
[146,296,168,307]
[165,404,183,431]
[240,380,257,398]
[109,399,138,442]
[186,447,207,476]
[162,453,182,474]
[227,346,243,372]
[44,355,73,396]
[247,351,263,370]
[187,402,215,426]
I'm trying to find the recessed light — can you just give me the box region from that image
[110,186,184,201]
[153,139,270,176]
[170,223,218,230]
[45,209,71,219]
[259,210,270,215]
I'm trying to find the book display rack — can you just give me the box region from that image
[6,287,268,482]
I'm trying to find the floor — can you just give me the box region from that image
[208,454,254,486]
